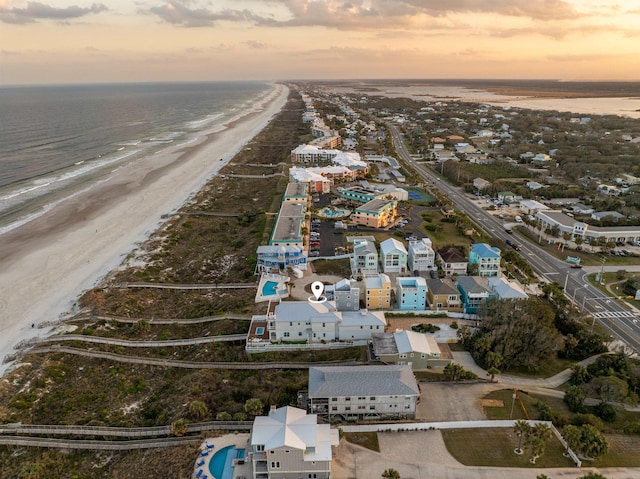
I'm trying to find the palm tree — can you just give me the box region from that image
[487,367,501,382]
[188,400,209,420]
[381,468,400,479]
[513,420,530,454]
[527,423,552,463]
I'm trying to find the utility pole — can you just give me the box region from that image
[509,389,517,419]
[599,256,606,285]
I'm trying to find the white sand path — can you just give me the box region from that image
[0,83,289,376]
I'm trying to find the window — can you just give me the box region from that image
[399,354,407,359]
[421,354,426,358]
[345,406,351,411]
[332,406,337,411]
[270,450,275,455]
[358,405,365,410]
[284,450,290,454]
[370,397,376,401]
[271,461,280,469]
[345,397,351,401]
[331,397,337,402]
[298,331,303,336]
[256,445,264,452]
[370,405,376,410]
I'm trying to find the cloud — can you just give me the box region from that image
[244,40,269,49]
[146,1,259,27]
[0,1,107,24]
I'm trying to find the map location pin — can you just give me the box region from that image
[311,281,324,301]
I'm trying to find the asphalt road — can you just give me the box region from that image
[388,124,640,353]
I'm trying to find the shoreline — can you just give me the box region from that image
[0,83,290,376]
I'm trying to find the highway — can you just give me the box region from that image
[388,124,640,353]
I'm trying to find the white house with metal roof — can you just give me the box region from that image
[308,365,420,421]
[407,237,436,272]
[250,405,339,479]
[264,300,386,343]
[487,277,528,300]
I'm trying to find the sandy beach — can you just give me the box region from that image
[0,83,289,376]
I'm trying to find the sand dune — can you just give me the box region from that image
[0,83,289,376]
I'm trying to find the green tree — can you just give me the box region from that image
[564,385,586,413]
[569,365,591,386]
[244,398,264,417]
[457,325,472,345]
[487,367,501,382]
[443,363,467,381]
[381,468,400,479]
[577,473,608,479]
[562,424,608,460]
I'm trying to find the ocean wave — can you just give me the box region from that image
[185,113,223,129]
[0,148,140,206]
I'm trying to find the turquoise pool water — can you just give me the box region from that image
[324,209,345,217]
[208,445,243,479]
[262,281,278,296]
[255,327,265,335]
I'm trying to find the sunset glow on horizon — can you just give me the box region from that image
[2,0,640,85]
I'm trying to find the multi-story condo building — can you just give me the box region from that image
[456,276,494,314]
[324,278,360,311]
[308,365,420,421]
[256,245,307,273]
[351,199,397,229]
[250,405,339,479]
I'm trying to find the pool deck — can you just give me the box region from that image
[194,433,251,479]
[255,272,289,303]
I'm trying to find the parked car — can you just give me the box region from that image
[506,238,514,246]
[309,251,320,257]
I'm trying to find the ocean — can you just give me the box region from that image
[0,81,272,235]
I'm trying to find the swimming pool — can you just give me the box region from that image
[324,209,345,217]
[262,281,278,296]
[255,327,265,335]
[209,446,245,479]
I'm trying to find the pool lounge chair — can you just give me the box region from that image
[200,451,209,457]
[206,443,214,449]
[195,469,203,478]
[196,460,205,467]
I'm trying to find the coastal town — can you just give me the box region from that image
[2,81,640,479]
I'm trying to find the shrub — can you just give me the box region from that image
[594,402,617,422]
[450,321,458,329]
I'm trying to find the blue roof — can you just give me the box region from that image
[471,243,501,259]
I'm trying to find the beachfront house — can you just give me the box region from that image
[487,277,528,300]
[307,365,420,422]
[370,330,450,370]
[380,238,408,274]
[250,405,339,479]
[468,243,501,277]
[256,245,308,274]
[261,300,386,343]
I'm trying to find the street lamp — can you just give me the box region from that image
[572,284,589,303]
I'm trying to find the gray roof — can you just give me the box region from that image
[308,365,419,398]
[456,276,491,294]
[426,277,459,296]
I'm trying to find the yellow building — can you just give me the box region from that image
[352,199,397,228]
[365,273,391,310]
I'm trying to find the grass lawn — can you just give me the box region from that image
[343,432,380,452]
[441,428,575,468]
[502,355,575,379]
[483,389,541,421]
[311,258,352,277]
[593,434,640,467]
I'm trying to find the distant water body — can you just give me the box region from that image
[0,81,271,235]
